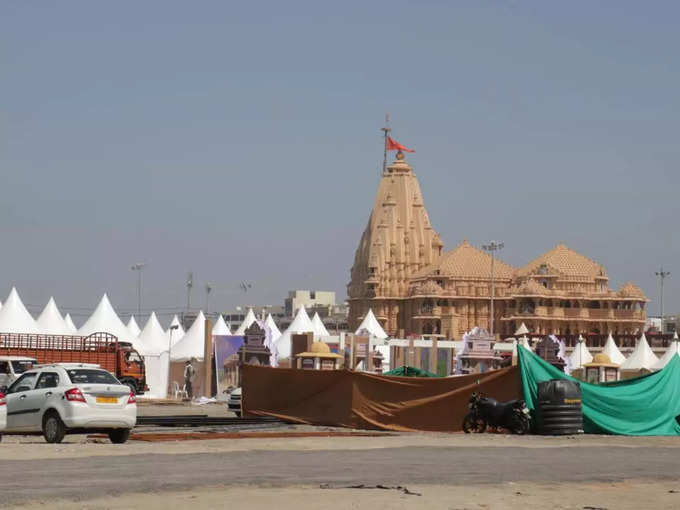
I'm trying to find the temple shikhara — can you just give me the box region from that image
[348,151,647,339]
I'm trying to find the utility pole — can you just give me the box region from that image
[482,241,504,337]
[655,267,670,324]
[186,271,193,311]
[131,263,146,316]
[381,113,391,174]
[205,283,212,315]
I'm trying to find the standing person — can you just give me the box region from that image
[184,358,196,399]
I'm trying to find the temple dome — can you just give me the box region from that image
[618,282,646,299]
[511,279,551,296]
[593,353,612,364]
[310,341,331,354]
[518,243,607,278]
[413,240,515,280]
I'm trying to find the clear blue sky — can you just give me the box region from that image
[2,1,678,326]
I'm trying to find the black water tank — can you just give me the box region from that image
[537,379,583,435]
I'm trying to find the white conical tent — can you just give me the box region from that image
[652,332,680,371]
[138,312,170,355]
[275,306,315,359]
[0,287,41,334]
[311,312,330,338]
[127,316,141,338]
[64,313,78,334]
[137,312,170,398]
[212,315,231,336]
[602,333,626,365]
[36,297,69,335]
[78,294,140,349]
[515,322,530,336]
[620,333,658,372]
[234,308,256,335]
[568,337,593,369]
[354,309,388,339]
[171,311,206,361]
[166,315,185,346]
[265,314,281,339]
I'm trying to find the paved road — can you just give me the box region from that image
[1,445,678,505]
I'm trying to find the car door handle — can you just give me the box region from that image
[45,391,52,397]
[19,395,26,400]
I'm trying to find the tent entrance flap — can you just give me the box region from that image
[518,346,680,436]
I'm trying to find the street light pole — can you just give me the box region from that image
[168,324,179,398]
[655,267,670,325]
[131,263,146,317]
[482,241,504,337]
[205,283,212,315]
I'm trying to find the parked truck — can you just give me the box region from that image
[0,332,147,394]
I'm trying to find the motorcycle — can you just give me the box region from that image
[462,392,531,435]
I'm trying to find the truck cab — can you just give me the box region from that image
[116,343,147,394]
[0,356,38,388]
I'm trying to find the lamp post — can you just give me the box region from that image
[482,241,504,337]
[655,267,670,327]
[168,324,179,398]
[131,263,146,317]
[205,283,213,315]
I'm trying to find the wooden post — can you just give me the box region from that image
[430,337,438,374]
[203,318,213,397]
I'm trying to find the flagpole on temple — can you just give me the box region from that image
[381,113,391,174]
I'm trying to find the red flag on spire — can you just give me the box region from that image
[386,136,415,153]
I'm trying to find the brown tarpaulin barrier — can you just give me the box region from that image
[242,365,521,432]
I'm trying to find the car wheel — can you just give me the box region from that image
[43,412,66,444]
[108,429,131,444]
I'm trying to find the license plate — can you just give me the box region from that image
[96,396,118,404]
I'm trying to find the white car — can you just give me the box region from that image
[0,363,136,443]
[0,390,6,436]
[0,356,38,388]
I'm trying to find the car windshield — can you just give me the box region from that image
[11,360,35,374]
[66,369,119,385]
[7,372,38,393]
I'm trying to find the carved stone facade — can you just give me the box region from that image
[348,153,647,339]
[347,152,443,335]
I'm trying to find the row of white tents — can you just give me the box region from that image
[519,327,680,373]
[0,287,390,398]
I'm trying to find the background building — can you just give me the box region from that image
[284,290,336,317]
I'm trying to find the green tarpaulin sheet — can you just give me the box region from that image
[518,346,680,435]
[383,365,440,378]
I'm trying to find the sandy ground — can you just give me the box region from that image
[2,429,680,460]
[3,403,680,509]
[9,481,680,510]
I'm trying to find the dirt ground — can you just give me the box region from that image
[1,432,680,509]
[11,481,680,510]
[3,403,680,509]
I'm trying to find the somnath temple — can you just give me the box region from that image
[348,152,647,339]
